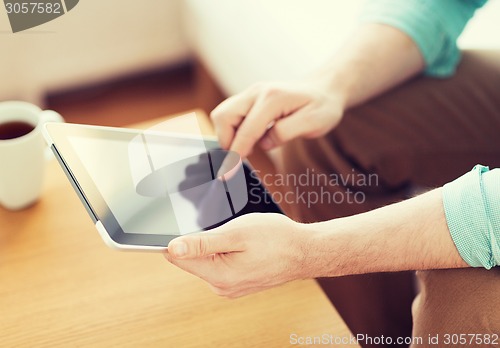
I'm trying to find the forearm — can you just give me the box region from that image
[310,23,424,110]
[301,188,468,278]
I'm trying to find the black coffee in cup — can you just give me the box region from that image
[0,121,35,140]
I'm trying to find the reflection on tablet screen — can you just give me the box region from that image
[67,135,280,236]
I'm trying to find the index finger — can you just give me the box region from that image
[210,89,258,150]
[229,94,284,157]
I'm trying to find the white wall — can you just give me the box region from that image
[1,0,498,104]
[184,0,500,96]
[459,0,500,48]
[0,0,189,104]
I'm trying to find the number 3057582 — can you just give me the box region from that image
[443,333,498,345]
[5,2,62,14]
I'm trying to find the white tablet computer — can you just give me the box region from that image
[43,122,282,252]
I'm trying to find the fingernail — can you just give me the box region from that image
[171,242,187,257]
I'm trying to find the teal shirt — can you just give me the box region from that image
[443,166,500,269]
[362,0,499,269]
[360,0,487,77]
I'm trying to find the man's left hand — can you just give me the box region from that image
[164,213,309,298]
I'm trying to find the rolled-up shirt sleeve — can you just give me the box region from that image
[443,165,500,269]
[360,0,487,77]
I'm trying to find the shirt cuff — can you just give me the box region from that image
[443,165,500,269]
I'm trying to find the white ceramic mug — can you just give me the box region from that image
[0,101,64,210]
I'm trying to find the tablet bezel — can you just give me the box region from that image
[44,122,281,250]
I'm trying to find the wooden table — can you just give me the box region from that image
[0,111,359,347]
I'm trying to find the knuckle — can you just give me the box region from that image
[210,97,236,122]
[197,236,209,257]
[260,85,281,99]
[210,108,224,122]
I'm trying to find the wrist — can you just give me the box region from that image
[305,63,355,110]
[305,75,350,112]
[291,220,348,280]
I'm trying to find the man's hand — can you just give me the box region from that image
[210,24,425,159]
[164,189,469,298]
[164,213,309,298]
[210,81,346,158]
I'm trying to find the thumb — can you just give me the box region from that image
[167,229,244,259]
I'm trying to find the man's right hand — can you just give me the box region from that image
[210,81,347,158]
[210,23,426,158]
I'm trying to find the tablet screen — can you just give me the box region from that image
[47,123,281,246]
[68,136,179,235]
